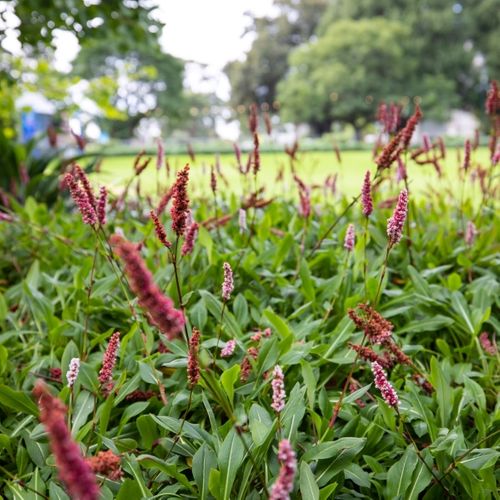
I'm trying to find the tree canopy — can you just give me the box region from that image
[228,0,500,134]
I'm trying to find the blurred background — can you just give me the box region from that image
[0,0,499,201]
[1,0,499,147]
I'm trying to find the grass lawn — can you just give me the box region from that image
[93,148,491,199]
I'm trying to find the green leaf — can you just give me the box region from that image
[136,415,158,449]
[429,357,451,427]
[458,449,499,470]
[302,437,366,462]
[282,383,306,441]
[386,446,418,498]
[218,428,246,500]
[300,461,319,500]
[71,390,94,436]
[398,315,454,333]
[193,443,217,500]
[263,308,292,339]
[406,453,433,500]
[301,361,316,409]
[116,479,144,500]
[0,385,38,416]
[344,463,371,488]
[122,455,153,498]
[137,454,194,490]
[220,364,240,407]
[248,404,273,446]
[451,291,474,334]
[233,294,249,328]
[406,383,437,441]
[299,260,316,302]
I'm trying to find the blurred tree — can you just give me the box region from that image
[317,0,499,113]
[224,0,329,109]
[0,0,161,53]
[73,39,185,138]
[277,18,441,136]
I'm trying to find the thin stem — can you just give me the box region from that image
[163,387,194,461]
[171,236,190,344]
[212,301,227,369]
[82,240,99,359]
[373,245,391,307]
[322,250,350,323]
[403,174,414,266]
[442,428,500,480]
[363,216,369,300]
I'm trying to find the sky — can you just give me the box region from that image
[157,0,277,100]
[1,0,277,101]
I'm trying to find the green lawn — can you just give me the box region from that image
[93,148,490,199]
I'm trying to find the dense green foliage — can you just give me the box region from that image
[0,141,498,498]
[227,0,499,132]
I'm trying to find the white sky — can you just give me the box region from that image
[1,0,277,100]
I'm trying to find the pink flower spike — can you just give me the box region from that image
[97,186,107,225]
[222,262,234,301]
[33,380,100,500]
[110,234,185,339]
[361,171,373,217]
[371,361,399,408]
[221,339,236,357]
[387,189,408,247]
[344,223,355,251]
[479,332,497,355]
[271,365,286,413]
[269,439,297,500]
[98,332,120,392]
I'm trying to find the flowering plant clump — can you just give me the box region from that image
[0,92,498,498]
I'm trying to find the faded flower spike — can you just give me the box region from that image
[269,439,297,500]
[33,380,100,500]
[271,365,286,413]
[344,223,355,251]
[64,172,97,225]
[239,208,247,233]
[371,361,399,408]
[465,220,477,247]
[387,189,408,247]
[348,304,394,344]
[222,262,234,301]
[182,221,199,256]
[66,358,80,388]
[150,210,172,248]
[221,339,236,357]
[361,170,373,217]
[187,328,201,387]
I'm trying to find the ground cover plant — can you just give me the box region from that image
[0,91,499,499]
